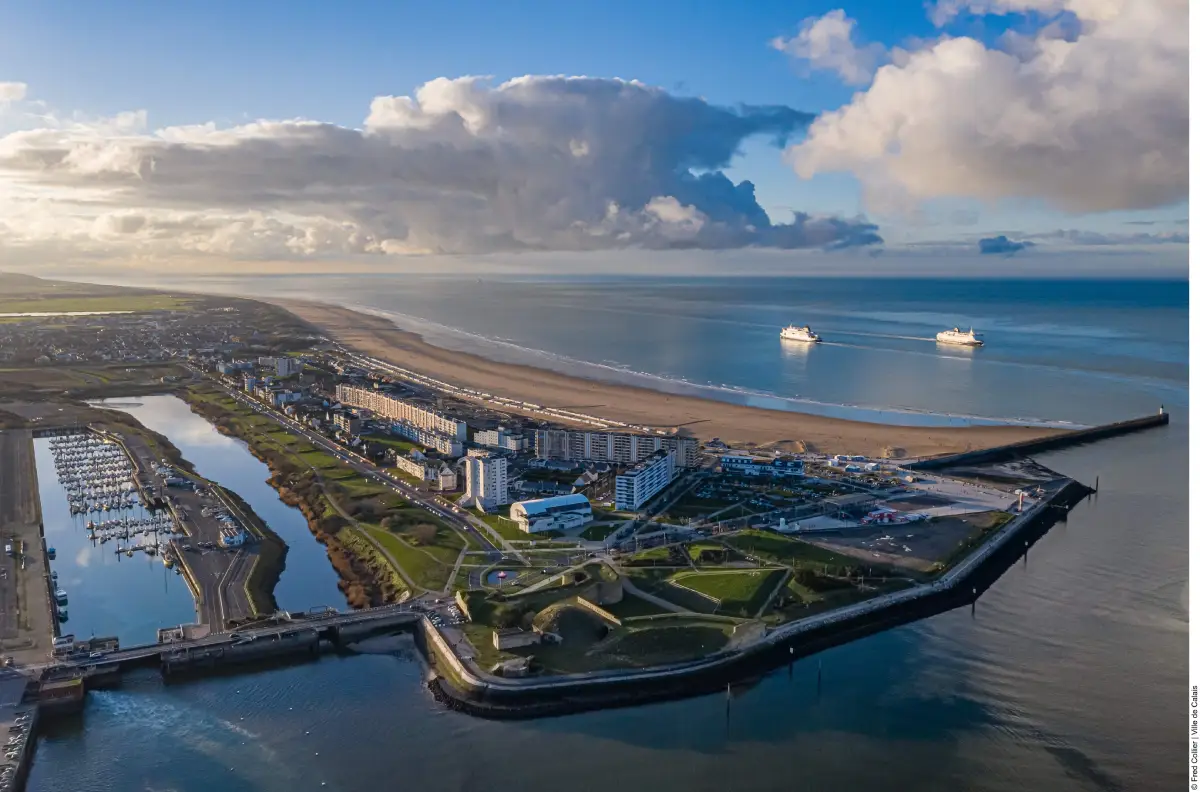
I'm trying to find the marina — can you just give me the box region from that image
[33,432,197,645]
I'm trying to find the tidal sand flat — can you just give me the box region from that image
[279,300,1062,458]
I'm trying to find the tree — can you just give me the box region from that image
[410,523,438,546]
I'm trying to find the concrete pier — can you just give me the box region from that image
[907,411,1169,471]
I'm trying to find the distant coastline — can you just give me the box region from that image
[273,299,1065,457]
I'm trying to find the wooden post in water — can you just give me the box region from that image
[817,658,823,695]
[788,645,794,680]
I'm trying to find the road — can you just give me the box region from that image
[115,430,255,629]
[0,430,54,665]
[194,371,525,566]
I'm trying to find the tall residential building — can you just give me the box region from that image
[474,427,527,452]
[534,429,698,467]
[336,384,468,440]
[276,357,304,377]
[614,451,676,511]
[464,455,509,510]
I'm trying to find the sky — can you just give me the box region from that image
[0,0,1189,275]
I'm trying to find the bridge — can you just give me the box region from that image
[43,604,422,678]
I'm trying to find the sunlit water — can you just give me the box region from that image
[28,275,1186,792]
[92,395,345,612]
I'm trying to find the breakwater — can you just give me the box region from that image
[421,479,1090,719]
[907,411,1169,470]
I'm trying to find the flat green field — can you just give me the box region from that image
[579,522,622,541]
[0,294,194,314]
[671,569,788,616]
[724,529,866,572]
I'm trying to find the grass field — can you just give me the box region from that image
[579,522,623,541]
[724,529,867,572]
[602,593,672,619]
[605,623,731,664]
[364,525,458,592]
[671,569,788,616]
[0,294,195,314]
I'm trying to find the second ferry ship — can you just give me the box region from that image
[780,324,821,343]
[935,327,984,346]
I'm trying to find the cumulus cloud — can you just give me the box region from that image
[0,75,882,259]
[0,82,26,103]
[978,235,1032,254]
[786,0,1187,214]
[771,10,885,85]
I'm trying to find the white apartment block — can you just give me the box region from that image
[474,427,527,452]
[534,429,698,468]
[614,451,676,511]
[336,384,468,440]
[392,421,463,456]
[464,455,509,510]
[276,357,304,377]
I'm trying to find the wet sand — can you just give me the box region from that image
[276,300,1065,457]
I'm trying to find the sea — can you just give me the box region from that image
[27,275,1187,792]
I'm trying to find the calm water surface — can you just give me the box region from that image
[94,395,344,612]
[29,276,1186,792]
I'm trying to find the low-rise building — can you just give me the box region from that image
[395,455,458,491]
[614,450,676,511]
[509,493,592,533]
[719,452,806,478]
[492,627,542,650]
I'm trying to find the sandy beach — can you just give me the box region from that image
[277,300,1065,457]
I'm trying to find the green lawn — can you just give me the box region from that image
[364,433,421,454]
[579,523,622,541]
[604,623,730,664]
[670,569,788,616]
[724,529,866,572]
[602,594,671,619]
[365,526,457,591]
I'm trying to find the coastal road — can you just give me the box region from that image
[197,373,517,561]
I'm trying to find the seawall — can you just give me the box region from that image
[421,480,1090,719]
[907,411,1169,470]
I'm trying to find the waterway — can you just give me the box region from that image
[32,438,195,647]
[27,276,1186,792]
[92,395,345,613]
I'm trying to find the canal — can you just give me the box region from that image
[93,395,345,613]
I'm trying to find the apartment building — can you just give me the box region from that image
[331,410,363,435]
[474,426,527,452]
[614,450,676,511]
[464,455,509,510]
[719,452,806,478]
[336,384,468,440]
[392,421,463,456]
[534,429,698,468]
[395,455,458,491]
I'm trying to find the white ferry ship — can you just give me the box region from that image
[935,327,983,346]
[780,325,822,343]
